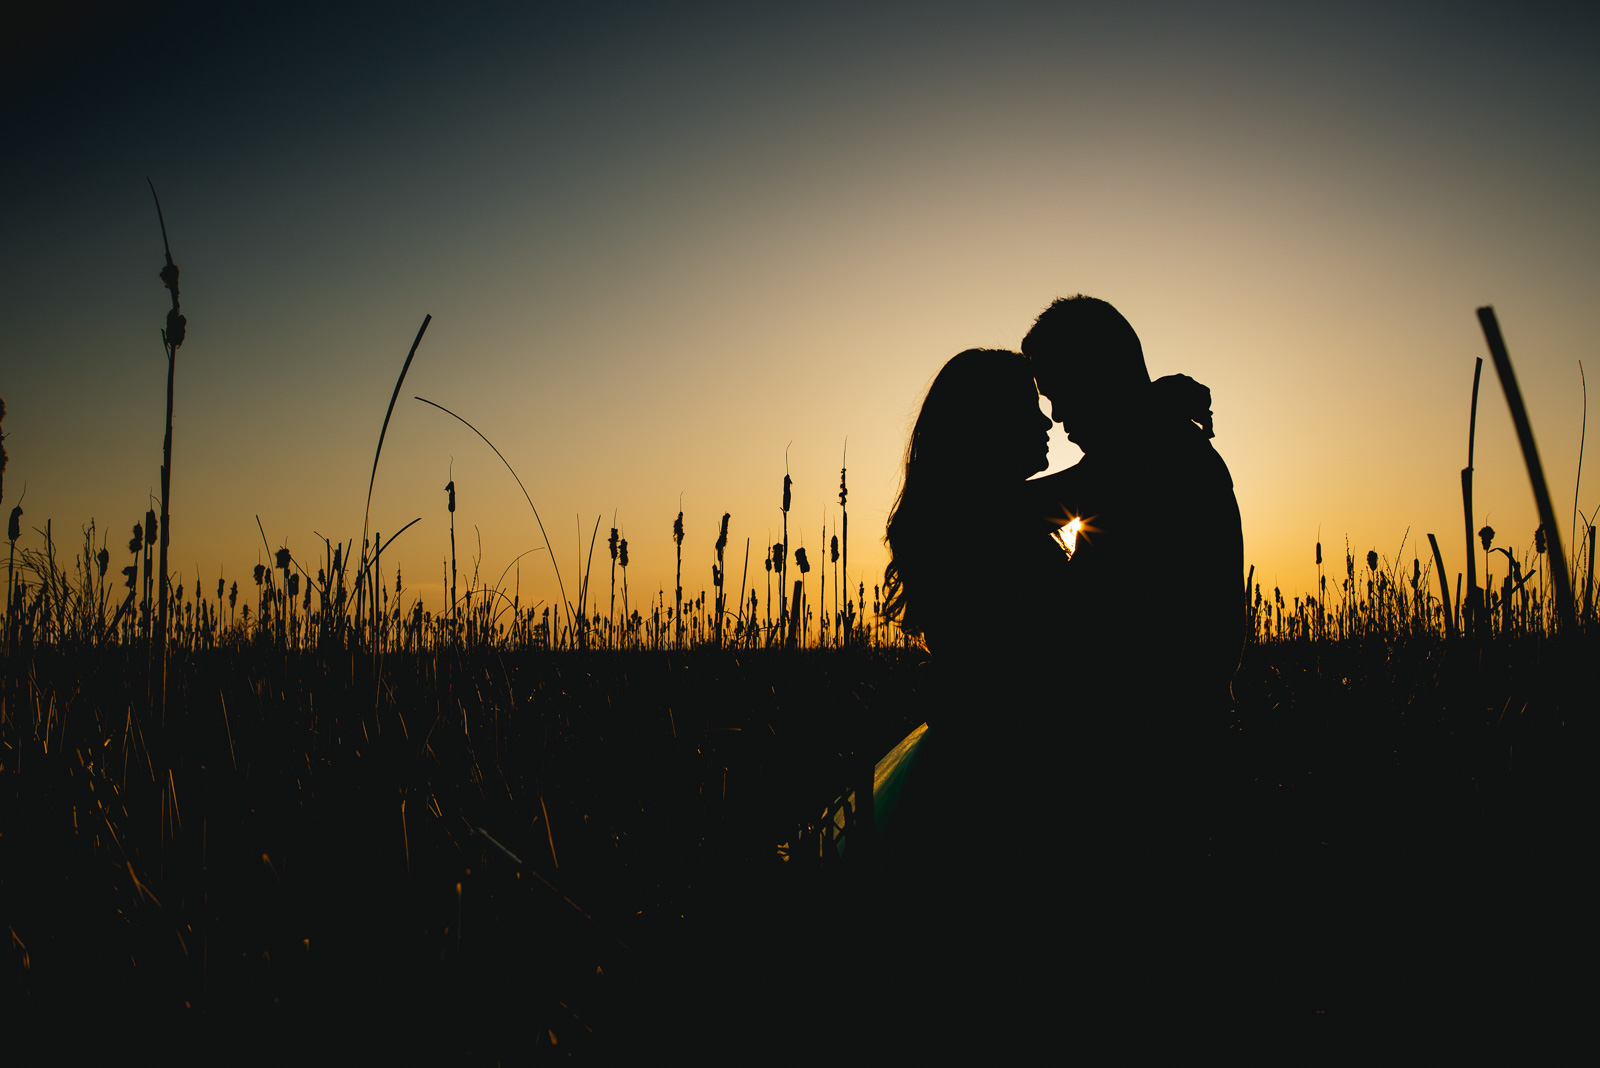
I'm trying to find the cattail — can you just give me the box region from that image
[716,513,730,557]
[254,564,265,587]
[229,582,237,608]
[129,523,143,555]
[796,547,810,574]
[145,510,157,546]
[123,565,138,591]
[782,475,791,514]
[1366,550,1378,572]
[1535,526,1547,554]
[830,536,839,563]
[673,510,685,647]
[217,577,225,601]
[445,480,456,513]
[609,528,619,561]
[765,546,773,572]
[96,548,109,578]
[1315,541,1322,566]
[276,547,292,571]
[1479,525,1495,551]
[288,573,300,598]
[619,538,629,568]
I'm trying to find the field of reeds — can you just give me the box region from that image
[1,218,1590,1049]
[3,436,1590,1047]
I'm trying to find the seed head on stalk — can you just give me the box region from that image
[1479,525,1495,551]
[673,508,685,647]
[148,181,186,698]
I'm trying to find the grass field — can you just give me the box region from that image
[2,600,1586,1051]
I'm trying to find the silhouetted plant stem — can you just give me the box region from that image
[1427,532,1457,640]
[839,441,848,646]
[360,316,430,644]
[1478,306,1576,629]
[781,451,791,641]
[147,180,184,712]
[446,474,457,638]
[736,537,749,646]
[1587,524,1596,623]
[1572,361,1586,582]
[1462,356,1483,634]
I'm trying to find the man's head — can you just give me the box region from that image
[1021,295,1150,449]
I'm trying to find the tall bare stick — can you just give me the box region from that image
[1462,357,1483,633]
[1477,307,1576,628]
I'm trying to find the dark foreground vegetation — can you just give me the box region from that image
[1,629,1587,1055]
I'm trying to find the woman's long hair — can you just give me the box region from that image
[883,348,1036,641]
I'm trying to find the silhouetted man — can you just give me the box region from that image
[1022,294,1244,711]
[1020,295,1245,1007]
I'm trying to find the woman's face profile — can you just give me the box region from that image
[969,374,1051,480]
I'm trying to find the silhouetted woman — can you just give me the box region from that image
[873,348,1071,1040]
[883,348,1068,687]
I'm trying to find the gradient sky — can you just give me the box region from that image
[5,2,1598,628]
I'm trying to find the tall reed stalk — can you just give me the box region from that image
[1462,356,1483,633]
[147,181,185,707]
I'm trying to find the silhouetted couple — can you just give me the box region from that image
[885,295,1242,703]
[876,295,1244,1030]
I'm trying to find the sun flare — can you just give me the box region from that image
[1060,516,1085,558]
